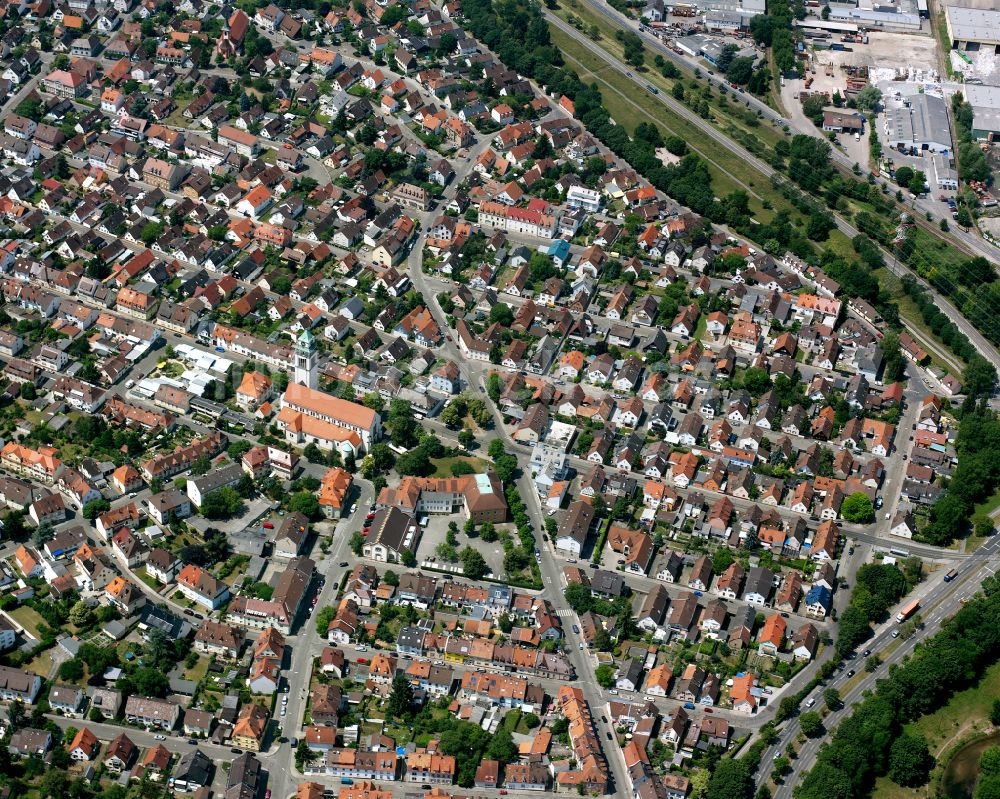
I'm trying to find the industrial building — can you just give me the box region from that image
[828,0,922,32]
[884,92,953,154]
[945,5,1000,49]
[930,154,958,191]
[643,0,764,22]
[963,84,1000,142]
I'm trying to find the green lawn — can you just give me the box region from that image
[974,489,1000,521]
[431,456,488,477]
[908,659,1000,754]
[27,649,54,679]
[9,606,46,639]
[136,567,165,591]
[184,656,212,684]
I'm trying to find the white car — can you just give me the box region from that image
[154,735,166,740]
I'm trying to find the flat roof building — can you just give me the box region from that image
[946,5,1000,48]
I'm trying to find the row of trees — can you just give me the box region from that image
[836,562,907,656]
[921,404,1000,545]
[796,579,1000,798]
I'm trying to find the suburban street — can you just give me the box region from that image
[565,0,1000,265]
[758,533,1000,795]
[544,10,1000,373]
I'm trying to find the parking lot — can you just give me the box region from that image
[415,513,513,579]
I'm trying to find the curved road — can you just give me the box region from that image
[758,534,1000,796]
[567,0,1000,264]
[545,12,1000,371]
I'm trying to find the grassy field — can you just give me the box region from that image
[551,28,772,207]
[549,24,861,263]
[431,456,488,477]
[974,489,1000,522]
[553,0,786,153]
[9,606,46,639]
[137,567,165,591]
[184,656,212,684]
[908,659,1000,753]
[27,649,54,679]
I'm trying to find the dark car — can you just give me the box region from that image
[231,748,242,754]
[340,561,349,567]
[606,731,613,740]
[862,649,871,657]
[847,669,856,677]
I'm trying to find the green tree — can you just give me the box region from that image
[288,492,320,519]
[200,487,243,519]
[82,499,111,519]
[888,733,933,787]
[315,606,336,636]
[480,522,498,542]
[486,373,503,402]
[69,601,94,628]
[800,711,823,737]
[460,547,489,579]
[350,531,364,555]
[841,492,875,523]
[362,444,396,478]
[386,673,413,718]
[58,658,84,682]
[980,775,1000,799]
[594,664,615,687]
[489,303,514,326]
[140,221,164,244]
[707,759,752,799]
[823,688,841,709]
[855,84,882,112]
[564,582,594,613]
[991,700,1000,727]
[295,740,318,770]
[486,727,518,762]
[982,746,1000,776]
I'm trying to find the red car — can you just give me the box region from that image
[357,657,368,664]
[263,522,274,529]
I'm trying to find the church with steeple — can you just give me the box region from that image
[294,329,318,389]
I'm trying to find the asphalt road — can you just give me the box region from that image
[545,11,1000,372]
[757,534,1000,796]
[567,0,1000,265]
